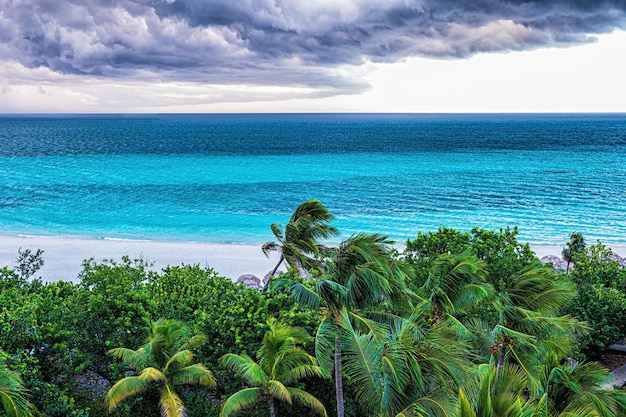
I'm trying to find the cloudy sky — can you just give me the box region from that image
[1,0,625,113]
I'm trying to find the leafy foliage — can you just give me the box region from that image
[564,242,626,354]
[105,319,216,417]
[3,217,626,417]
[262,199,339,281]
[69,257,156,383]
[404,227,537,293]
[0,360,37,417]
[220,320,328,417]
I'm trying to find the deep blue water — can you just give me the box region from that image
[1,113,625,246]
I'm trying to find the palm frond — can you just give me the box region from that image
[262,241,281,257]
[220,388,263,417]
[290,199,333,219]
[315,317,338,372]
[280,364,329,385]
[340,325,383,413]
[105,319,213,415]
[288,387,329,417]
[139,367,167,383]
[108,347,147,372]
[179,333,207,352]
[159,383,185,417]
[171,364,216,387]
[220,353,269,386]
[164,350,195,374]
[272,279,322,310]
[458,387,478,417]
[316,279,348,313]
[270,222,285,241]
[104,376,149,411]
[0,366,36,417]
[268,379,292,403]
[400,395,455,417]
[491,325,538,347]
[348,310,388,342]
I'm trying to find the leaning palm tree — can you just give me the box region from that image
[562,232,586,274]
[340,310,470,417]
[262,199,339,281]
[273,233,414,417]
[105,318,216,417]
[540,353,626,416]
[418,252,492,324]
[0,364,37,417]
[488,264,583,384]
[220,320,328,417]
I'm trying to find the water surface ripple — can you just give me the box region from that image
[1,113,624,246]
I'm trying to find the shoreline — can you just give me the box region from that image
[0,235,280,282]
[1,235,625,283]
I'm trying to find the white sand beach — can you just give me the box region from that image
[0,235,280,283]
[1,235,625,283]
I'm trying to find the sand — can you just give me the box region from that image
[0,235,280,283]
[1,235,624,283]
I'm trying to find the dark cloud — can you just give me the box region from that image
[1,0,625,91]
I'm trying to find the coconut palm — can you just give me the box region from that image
[220,320,328,417]
[540,354,626,417]
[262,199,339,282]
[488,264,583,383]
[457,363,541,417]
[340,311,470,417]
[273,233,414,417]
[105,318,216,417]
[562,232,586,274]
[418,252,492,324]
[0,365,37,417]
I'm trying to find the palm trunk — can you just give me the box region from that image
[496,343,507,383]
[269,396,276,417]
[335,334,345,417]
[261,254,284,293]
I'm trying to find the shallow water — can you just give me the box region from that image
[1,113,625,245]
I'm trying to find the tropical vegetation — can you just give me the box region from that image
[105,318,216,416]
[0,363,37,417]
[220,320,328,417]
[1,201,626,417]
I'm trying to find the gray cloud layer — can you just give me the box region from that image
[1,0,625,91]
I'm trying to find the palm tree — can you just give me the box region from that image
[562,232,586,273]
[456,354,626,417]
[262,199,339,281]
[418,252,492,324]
[273,233,413,417]
[457,363,540,417]
[488,264,582,383]
[540,354,626,416]
[220,320,328,417]
[105,318,216,417]
[0,365,37,417]
[340,311,470,417]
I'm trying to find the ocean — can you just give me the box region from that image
[1,113,625,246]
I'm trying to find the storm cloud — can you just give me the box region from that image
[1,0,625,91]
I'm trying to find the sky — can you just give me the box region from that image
[1,0,625,113]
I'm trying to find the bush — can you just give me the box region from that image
[564,242,626,355]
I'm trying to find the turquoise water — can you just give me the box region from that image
[1,113,625,245]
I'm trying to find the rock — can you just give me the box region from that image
[237,274,261,289]
[608,253,626,268]
[540,255,568,271]
[263,270,282,288]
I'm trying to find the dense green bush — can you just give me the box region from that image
[2,228,625,417]
[403,226,536,291]
[564,242,626,355]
